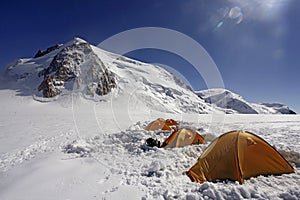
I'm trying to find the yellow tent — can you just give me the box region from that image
[161,128,206,148]
[144,118,178,131]
[186,130,295,184]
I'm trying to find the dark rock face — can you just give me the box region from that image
[226,99,258,114]
[95,69,116,95]
[34,44,62,58]
[289,110,297,114]
[38,40,116,98]
[38,76,63,97]
[261,103,296,114]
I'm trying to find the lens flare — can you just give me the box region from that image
[228,6,243,24]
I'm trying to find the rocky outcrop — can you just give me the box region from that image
[38,39,116,98]
[34,44,62,58]
[38,75,64,97]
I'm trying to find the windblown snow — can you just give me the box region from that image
[0,38,299,199]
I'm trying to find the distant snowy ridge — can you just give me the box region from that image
[3,37,213,114]
[195,88,296,114]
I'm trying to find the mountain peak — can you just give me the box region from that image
[65,37,89,46]
[3,38,211,114]
[37,40,116,97]
[195,88,296,114]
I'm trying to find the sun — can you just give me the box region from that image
[229,0,291,22]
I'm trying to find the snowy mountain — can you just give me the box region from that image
[195,88,296,114]
[3,38,295,115]
[3,38,212,114]
[0,38,299,199]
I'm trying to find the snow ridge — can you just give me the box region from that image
[196,88,296,114]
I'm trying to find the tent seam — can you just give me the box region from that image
[236,131,243,183]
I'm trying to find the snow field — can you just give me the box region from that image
[0,92,299,199]
[62,117,300,199]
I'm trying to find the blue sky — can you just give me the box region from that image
[0,0,299,112]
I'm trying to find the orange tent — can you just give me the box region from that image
[161,128,206,148]
[186,130,295,184]
[144,118,178,131]
[165,119,179,126]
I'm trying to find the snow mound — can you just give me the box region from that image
[63,139,94,156]
[278,149,300,168]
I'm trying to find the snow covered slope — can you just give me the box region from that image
[196,88,296,114]
[252,102,297,114]
[0,88,299,199]
[4,38,212,114]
